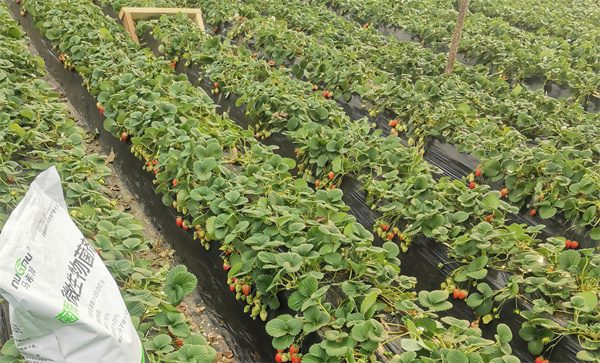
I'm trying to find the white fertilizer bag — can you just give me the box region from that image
[0,167,144,362]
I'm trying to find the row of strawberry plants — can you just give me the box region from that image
[466,0,600,42]
[19,0,524,362]
[100,2,600,359]
[222,0,600,144]
[314,0,600,101]
[0,4,212,362]
[182,0,600,236]
[184,0,598,152]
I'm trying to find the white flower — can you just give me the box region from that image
[328,220,335,226]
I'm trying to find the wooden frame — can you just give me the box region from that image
[118,7,205,43]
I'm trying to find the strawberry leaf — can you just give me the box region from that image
[539,206,557,219]
[177,345,217,363]
[483,159,501,178]
[590,228,600,240]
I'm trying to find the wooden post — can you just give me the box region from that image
[120,11,139,43]
[192,13,205,31]
[118,7,205,43]
[445,0,470,74]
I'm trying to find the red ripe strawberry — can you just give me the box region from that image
[182,224,189,231]
[570,241,579,249]
[535,357,542,363]
[170,62,176,68]
[173,179,178,186]
[475,169,482,177]
[331,185,336,189]
[398,234,403,241]
[314,180,320,187]
[541,360,548,363]
[225,250,230,255]
[16,0,20,4]
[387,232,394,240]
[530,209,537,216]
[458,290,468,300]
[95,249,101,256]
[121,132,128,142]
[486,215,493,222]
[389,119,398,127]
[453,288,460,299]
[214,82,219,88]
[153,160,158,166]
[500,187,508,197]
[175,218,183,227]
[364,23,369,28]
[381,224,389,231]
[229,284,235,292]
[233,277,237,283]
[291,355,301,363]
[391,130,398,135]
[174,339,183,347]
[323,91,329,98]
[290,345,299,354]
[565,240,572,249]
[502,75,507,80]
[328,172,334,180]
[275,353,283,363]
[223,262,230,271]
[213,26,218,33]
[469,182,476,189]
[242,284,251,296]
[99,107,105,115]
[269,61,275,66]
